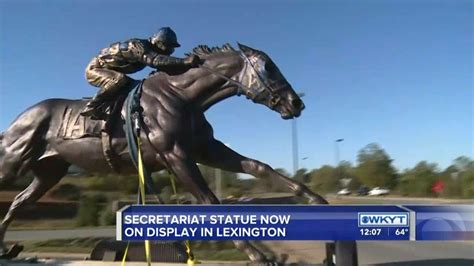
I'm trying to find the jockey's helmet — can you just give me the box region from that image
[150,27,181,51]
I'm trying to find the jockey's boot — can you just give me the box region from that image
[80,87,111,120]
[81,79,132,120]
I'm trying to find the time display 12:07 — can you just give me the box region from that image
[360,228,381,236]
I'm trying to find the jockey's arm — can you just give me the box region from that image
[122,40,189,70]
[146,54,188,69]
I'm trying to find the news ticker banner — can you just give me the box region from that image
[116,205,474,241]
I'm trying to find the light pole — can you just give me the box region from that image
[292,93,305,175]
[215,143,231,199]
[215,168,222,199]
[300,157,308,169]
[335,138,344,166]
[292,119,298,175]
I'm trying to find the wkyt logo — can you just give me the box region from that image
[358,213,409,227]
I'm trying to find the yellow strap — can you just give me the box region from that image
[121,241,130,266]
[170,173,177,195]
[137,137,146,205]
[185,239,198,265]
[169,175,198,264]
[122,137,152,266]
[124,135,196,265]
[137,137,152,266]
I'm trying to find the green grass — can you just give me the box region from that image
[7,237,104,253]
[9,219,117,231]
[194,249,248,261]
[9,219,78,230]
[191,241,248,261]
[8,238,249,261]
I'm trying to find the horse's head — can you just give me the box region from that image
[237,43,305,119]
[167,43,304,118]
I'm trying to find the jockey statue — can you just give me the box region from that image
[81,27,201,119]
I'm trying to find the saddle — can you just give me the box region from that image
[57,81,142,172]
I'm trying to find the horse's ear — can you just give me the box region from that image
[238,42,258,57]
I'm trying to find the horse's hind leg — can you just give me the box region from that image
[199,139,328,204]
[0,149,37,253]
[0,156,69,254]
[0,144,36,189]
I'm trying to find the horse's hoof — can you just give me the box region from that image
[263,258,278,265]
[249,254,285,266]
[278,253,289,264]
[0,244,24,260]
[250,262,282,266]
[309,196,329,205]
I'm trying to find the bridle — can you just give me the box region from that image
[199,51,282,108]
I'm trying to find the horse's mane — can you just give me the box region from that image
[185,43,236,57]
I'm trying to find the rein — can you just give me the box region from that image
[199,65,246,96]
[199,51,280,106]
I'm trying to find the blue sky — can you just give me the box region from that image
[0,0,472,173]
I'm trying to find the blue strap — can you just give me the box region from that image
[123,80,154,204]
[124,80,141,168]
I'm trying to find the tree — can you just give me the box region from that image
[336,161,359,189]
[275,168,290,177]
[197,164,241,196]
[310,165,340,192]
[355,143,398,188]
[293,168,310,183]
[460,169,474,198]
[436,156,474,198]
[450,156,474,198]
[398,161,439,197]
[453,156,474,172]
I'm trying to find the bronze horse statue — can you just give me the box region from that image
[0,43,327,262]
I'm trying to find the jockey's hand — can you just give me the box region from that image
[184,55,202,67]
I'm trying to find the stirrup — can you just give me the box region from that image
[80,106,95,116]
[81,107,108,120]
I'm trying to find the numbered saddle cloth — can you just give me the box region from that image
[57,101,108,139]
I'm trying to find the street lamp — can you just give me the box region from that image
[335,138,344,166]
[215,143,231,199]
[300,157,309,170]
[292,93,305,175]
[215,168,222,199]
[292,119,298,175]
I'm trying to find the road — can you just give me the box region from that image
[325,194,474,204]
[6,227,116,242]
[6,228,474,265]
[263,240,474,265]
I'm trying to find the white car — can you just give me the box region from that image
[337,188,351,196]
[368,187,390,196]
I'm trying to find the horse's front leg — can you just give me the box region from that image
[161,144,272,262]
[197,139,328,205]
[161,144,218,204]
